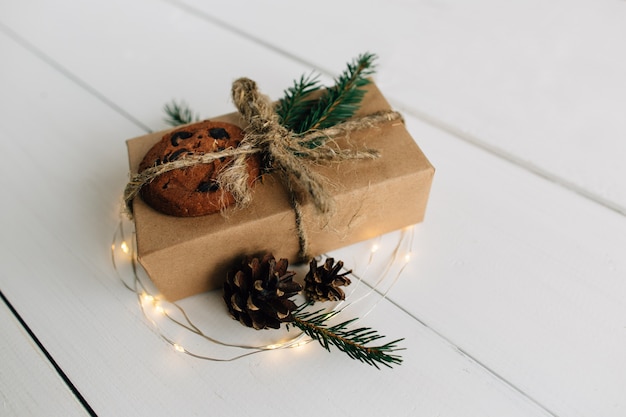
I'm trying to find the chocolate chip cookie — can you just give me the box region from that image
[138,120,260,217]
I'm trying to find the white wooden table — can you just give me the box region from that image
[1,1,625,416]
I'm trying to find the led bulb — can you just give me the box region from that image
[371,243,380,253]
[404,252,412,263]
[120,241,130,254]
[173,344,185,353]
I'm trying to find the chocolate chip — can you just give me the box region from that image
[196,180,220,192]
[170,131,193,146]
[168,148,189,161]
[209,128,229,139]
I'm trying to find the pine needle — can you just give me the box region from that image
[162,52,377,136]
[275,72,322,132]
[297,52,377,134]
[291,303,404,369]
[163,100,200,126]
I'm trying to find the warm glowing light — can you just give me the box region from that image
[112,213,412,363]
[120,241,130,254]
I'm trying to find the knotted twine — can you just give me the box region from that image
[124,77,403,261]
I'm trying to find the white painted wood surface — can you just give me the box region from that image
[0,301,87,416]
[0,1,625,416]
[177,0,626,214]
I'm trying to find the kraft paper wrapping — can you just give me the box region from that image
[126,83,434,301]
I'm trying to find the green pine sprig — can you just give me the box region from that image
[295,52,377,135]
[290,303,404,369]
[275,72,322,132]
[163,100,200,126]
[162,52,377,141]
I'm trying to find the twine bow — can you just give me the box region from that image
[124,77,403,261]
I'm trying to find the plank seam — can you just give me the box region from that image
[0,290,98,417]
[160,0,626,219]
[160,0,337,77]
[0,6,605,414]
[392,99,626,218]
[0,21,153,135]
[356,280,561,417]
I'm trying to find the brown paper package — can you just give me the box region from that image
[126,83,435,301]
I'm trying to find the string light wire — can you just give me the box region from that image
[360,226,415,319]
[111,216,414,361]
[335,226,414,317]
[112,219,307,361]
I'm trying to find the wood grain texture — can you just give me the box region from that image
[0,0,324,131]
[173,0,626,214]
[0,299,88,417]
[334,115,626,417]
[0,10,551,417]
[0,0,625,416]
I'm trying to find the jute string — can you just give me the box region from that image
[124,77,403,260]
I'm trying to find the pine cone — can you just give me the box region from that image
[224,254,302,330]
[304,258,352,302]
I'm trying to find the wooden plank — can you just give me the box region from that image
[0,297,88,417]
[0,0,322,132]
[1,1,625,416]
[334,115,626,417]
[170,0,626,214]
[144,3,626,414]
[154,1,626,415]
[0,14,554,417]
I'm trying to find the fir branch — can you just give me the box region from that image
[162,52,377,150]
[291,304,404,369]
[297,52,377,134]
[163,100,200,126]
[275,73,322,132]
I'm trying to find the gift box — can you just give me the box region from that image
[126,82,434,301]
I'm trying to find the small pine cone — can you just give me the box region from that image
[223,253,302,330]
[304,258,352,302]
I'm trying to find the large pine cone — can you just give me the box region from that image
[224,254,302,330]
[304,258,352,302]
